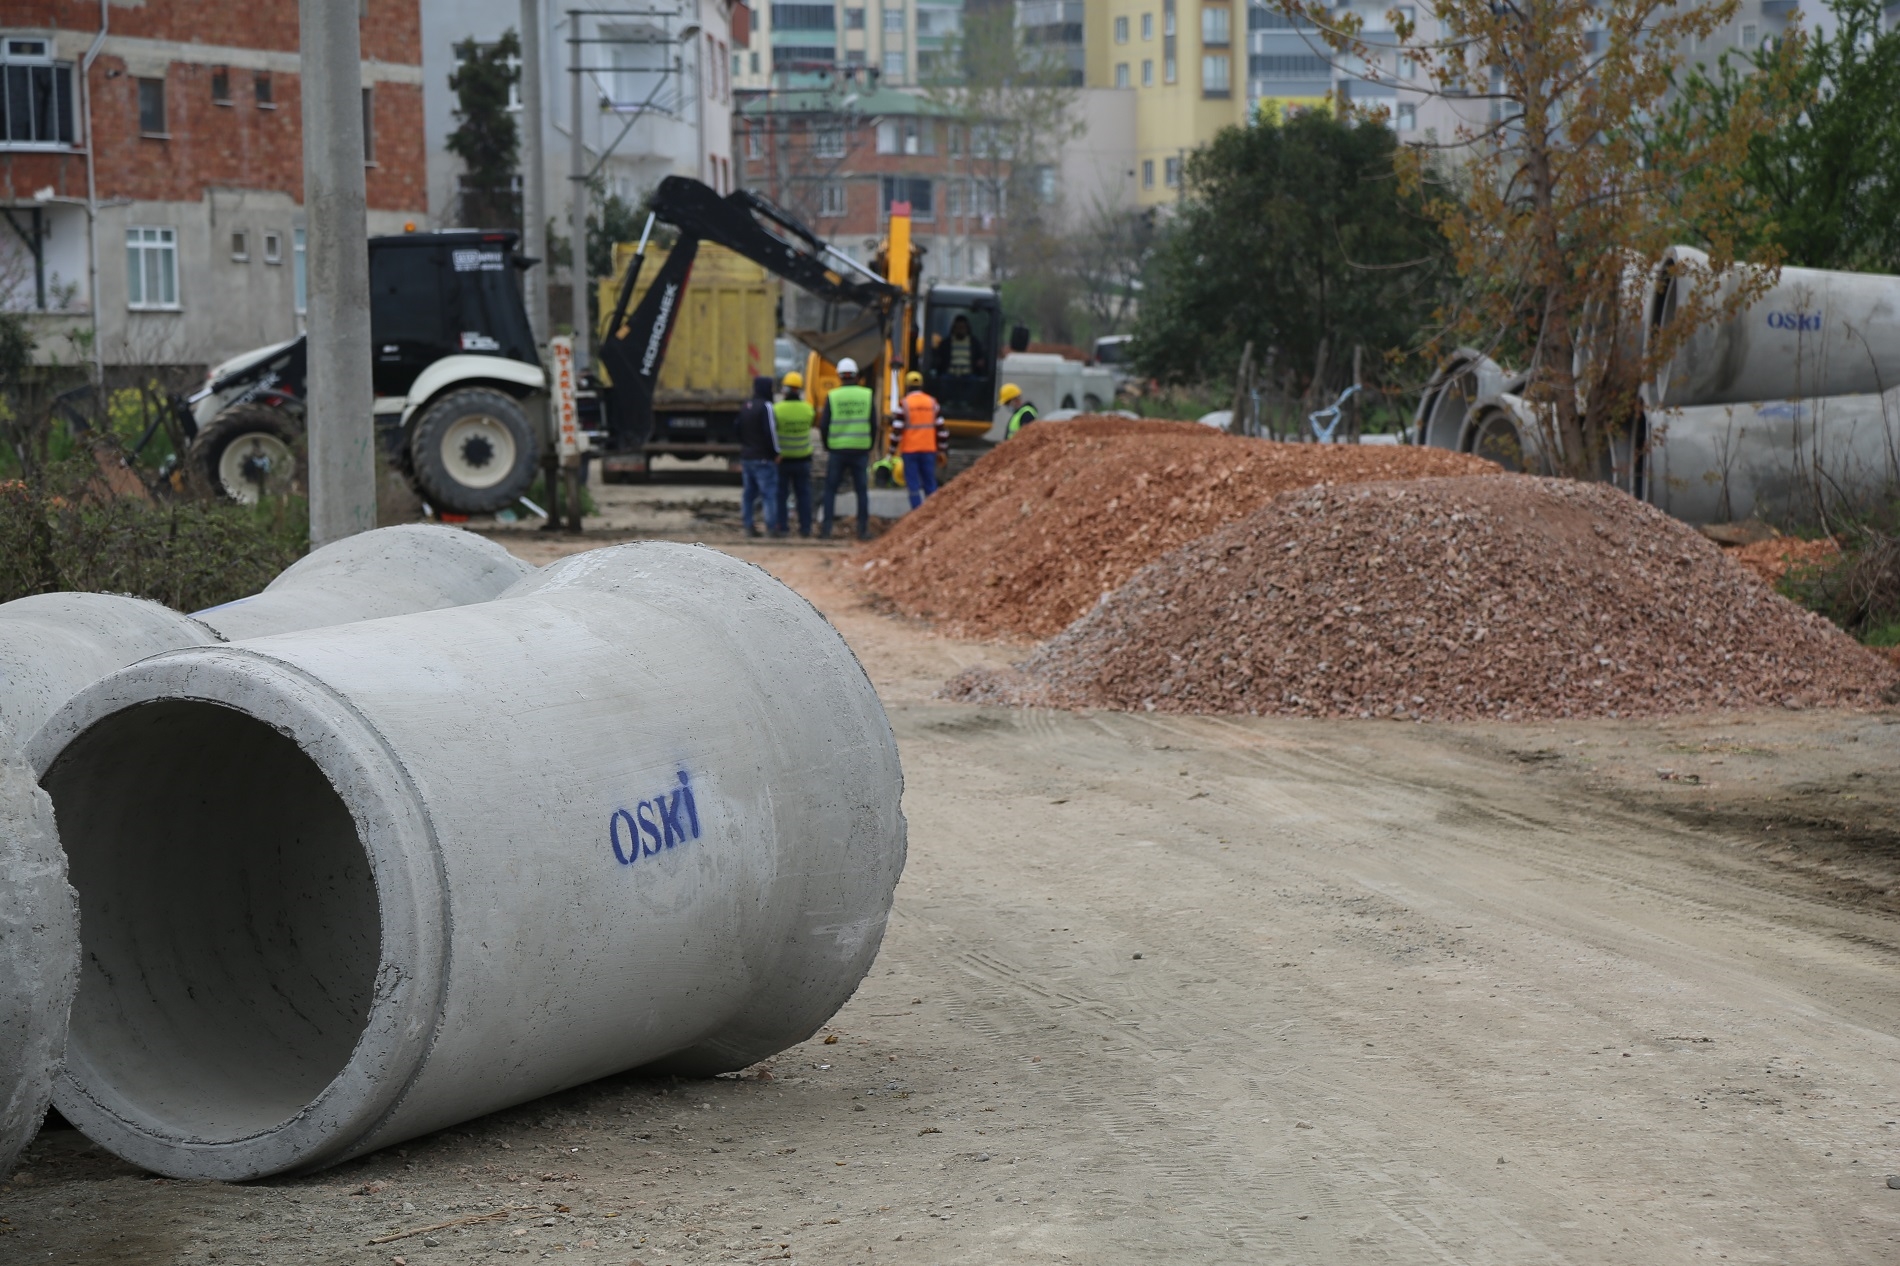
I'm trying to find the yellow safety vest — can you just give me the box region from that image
[826,385,875,451]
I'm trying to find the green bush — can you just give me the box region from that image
[0,458,307,611]
[1778,519,1900,645]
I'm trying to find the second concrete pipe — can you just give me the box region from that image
[30,542,906,1182]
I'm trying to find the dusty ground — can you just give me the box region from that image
[7,492,1900,1265]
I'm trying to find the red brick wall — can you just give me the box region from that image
[1,0,423,211]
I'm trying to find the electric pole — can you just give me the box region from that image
[520,0,549,346]
[568,9,591,374]
[299,0,376,546]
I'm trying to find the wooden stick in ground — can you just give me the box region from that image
[1347,344,1363,443]
[1228,340,1254,435]
[366,1209,512,1246]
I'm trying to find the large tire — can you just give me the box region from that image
[407,387,540,515]
[187,404,304,504]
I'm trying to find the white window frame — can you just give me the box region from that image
[813,124,846,157]
[1202,53,1230,93]
[293,228,307,314]
[263,231,283,264]
[1141,12,1154,39]
[230,229,249,261]
[819,183,847,217]
[1114,15,1129,42]
[1395,102,1417,131]
[126,226,180,310]
[1115,61,1130,88]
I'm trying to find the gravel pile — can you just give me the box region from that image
[857,418,1499,640]
[945,475,1897,720]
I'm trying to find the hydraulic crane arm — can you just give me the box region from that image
[596,176,903,451]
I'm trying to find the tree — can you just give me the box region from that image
[1069,201,1156,337]
[1664,0,1900,272]
[1290,0,1794,477]
[1132,106,1452,389]
[447,31,522,229]
[924,7,1083,286]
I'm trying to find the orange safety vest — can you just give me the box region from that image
[897,390,942,454]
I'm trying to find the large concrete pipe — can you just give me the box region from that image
[1645,245,1900,407]
[0,746,76,1177]
[192,523,530,639]
[0,524,529,1179]
[1460,393,1554,473]
[1645,392,1900,525]
[1413,349,1516,449]
[28,542,905,1181]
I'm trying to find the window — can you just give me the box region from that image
[264,231,283,264]
[1202,5,1230,45]
[875,118,932,154]
[884,7,905,31]
[293,228,307,313]
[1399,54,1416,78]
[230,230,249,261]
[1251,52,1329,77]
[882,50,905,79]
[747,128,764,158]
[1202,53,1230,93]
[1,40,76,145]
[1740,22,1758,46]
[211,66,231,105]
[1164,155,1181,187]
[1115,15,1129,41]
[774,3,837,29]
[1163,0,1177,82]
[750,50,761,72]
[1141,158,1154,188]
[846,6,866,27]
[1035,165,1056,201]
[138,77,167,135]
[881,175,933,219]
[126,227,179,309]
[1165,49,1177,82]
[1163,0,1176,36]
[820,183,847,216]
[1115,61,1130,87]
[1141,58,1153,85]
[254,72,274,107]
[361,86,375,162]
[1141,11,1154,38]
[1396,102,1417,130]
[814,124,846,156]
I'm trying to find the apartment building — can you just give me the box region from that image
[736,85,1003,298]
[733,0,966,89]
[420,0,741,230]
[1,1,427,370]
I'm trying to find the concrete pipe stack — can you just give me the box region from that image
[0,525,531,1176]
[1641,245,1900,525]
[6,539,905,1182]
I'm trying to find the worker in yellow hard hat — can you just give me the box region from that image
[889,369,947,509]
[1000,382,1037,438]
[773,371,815,536]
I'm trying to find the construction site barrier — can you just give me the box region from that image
[27,542,906,1181]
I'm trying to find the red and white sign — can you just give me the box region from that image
[550,336,581,460]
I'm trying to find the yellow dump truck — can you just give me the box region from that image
[595,240,775,476]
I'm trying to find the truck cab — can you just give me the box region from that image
[920,287,1004,440]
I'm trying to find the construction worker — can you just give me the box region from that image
[1001,383,1038,438]
[818,356,875,541]
[932,313,989,381]
[773,370,816,537]
[889,370,948,510]
[734,375,780,538]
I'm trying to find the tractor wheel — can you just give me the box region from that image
[408,387,540,515]
[188,404,304,504]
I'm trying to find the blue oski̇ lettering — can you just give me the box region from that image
[610,769,702,865]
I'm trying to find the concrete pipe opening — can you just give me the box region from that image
[33,663,444,1181]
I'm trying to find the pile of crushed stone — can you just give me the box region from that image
[1728,535,1840,585]
[857,418,1499,640]
[945,475,1897,721]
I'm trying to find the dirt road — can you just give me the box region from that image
[7,537,1900,1265]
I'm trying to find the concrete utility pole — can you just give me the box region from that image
[568,9,591,373]
[299,0,376,546]
[519,0,549,346]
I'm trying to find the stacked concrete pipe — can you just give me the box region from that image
[0,525,531,1177]
[1645,245,1900,408]
[27,541,906,1181]
[1412,348,1517,451]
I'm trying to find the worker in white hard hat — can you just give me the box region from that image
[818,357,875,541]
[1000,382,1037,438]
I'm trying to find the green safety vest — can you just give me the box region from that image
[826,384,875,450]
[776,398,815,459]
[1007,403,1037,438]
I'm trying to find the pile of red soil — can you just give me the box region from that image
[857,418,1499,640]
[945,475,1897,721]
[1728,536,1841,585]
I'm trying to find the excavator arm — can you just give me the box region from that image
[596,176,903,452]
